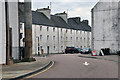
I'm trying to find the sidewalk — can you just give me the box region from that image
[78,54,119,63]
[2,57,51,80]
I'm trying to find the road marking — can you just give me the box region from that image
[21,61,54,80]
[83,62,89,66]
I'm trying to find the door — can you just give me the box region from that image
[47,46,49,54]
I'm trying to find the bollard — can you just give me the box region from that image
[92,50,97,56]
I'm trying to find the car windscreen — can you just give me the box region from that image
[83,48,89,51]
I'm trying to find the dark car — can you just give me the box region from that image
[117,50,120,56]
[81,48,92,54]
[76,48,82,53]
[65,47,79,54]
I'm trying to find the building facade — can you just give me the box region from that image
[0,0,19,64]
[20,4,91,55]
[91,0,120,54]
[0,0,6,64]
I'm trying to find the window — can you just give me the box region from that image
[61,46,63,50]
[53,36,55,40]
[76,30,78,34]
[47,27,49,31]
[84,38,86,41]
[61,36,63,39]
[76,37,78,41]
[54,46,55,50]
[81,46,82,49]
[47,35,49,40]
[61,29,62,33]
[40,35,42,40]
[53,28,55,32]
[66,37,68,41]
[40,46,43,50]
[66,29,67,33]
[71,37,72,40]
[40,26,42,31]
[71,30,72,34]
[80,37,82,41]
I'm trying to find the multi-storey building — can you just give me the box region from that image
[20,3,91,55]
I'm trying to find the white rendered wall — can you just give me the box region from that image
[0,0,3,64]
[27,24,91,54]
[8,1,19,59]
[92,2,119,54]
[0,1,6,64]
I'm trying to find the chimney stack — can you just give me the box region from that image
[82,20,89,25]
[36,7,51,19]
[55,11,68,23]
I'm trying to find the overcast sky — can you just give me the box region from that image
[20,0,99,25]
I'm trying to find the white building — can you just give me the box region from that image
[91,1,120,55]
[0,0,19,64]
[0,0,6,64]
[19,4,91,55]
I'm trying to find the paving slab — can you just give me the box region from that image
[2,57,50,80]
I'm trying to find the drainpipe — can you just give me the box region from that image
[57,28,59,53]
[5,0,11,65]
[18,0,21,60]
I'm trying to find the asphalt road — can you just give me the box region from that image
[26,54,118,79]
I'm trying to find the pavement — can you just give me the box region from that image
[78,53,119,63]
[2,57,51,80]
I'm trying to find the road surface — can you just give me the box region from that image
[24,54,118,79]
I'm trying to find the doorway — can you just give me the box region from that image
[47,46,49,54]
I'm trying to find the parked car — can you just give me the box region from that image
[65,47,79,54]
[117,50,120,56]
[76,48,82,53]
[81,48,92,54]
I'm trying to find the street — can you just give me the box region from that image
[24,54,118,79]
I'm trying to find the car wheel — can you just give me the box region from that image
[72,51,74,54]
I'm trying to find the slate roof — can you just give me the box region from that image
[32,11,54,26]
[19,3,91,32]
[51,15,70,29]
[68,18,91,31]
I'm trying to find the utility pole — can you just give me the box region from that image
[23,0,35,62]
